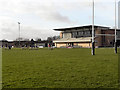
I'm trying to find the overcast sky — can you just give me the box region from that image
[0,0,120,41]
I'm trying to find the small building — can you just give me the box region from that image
[53,25,120,48]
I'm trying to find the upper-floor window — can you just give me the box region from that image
[66,30,92,38]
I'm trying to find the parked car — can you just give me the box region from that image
[38,46,44,48]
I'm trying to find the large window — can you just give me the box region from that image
[72,30,91,38]
[78,31,84,36]
[72,32,78,38]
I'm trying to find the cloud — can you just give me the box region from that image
[0,0,76,24]
[0,16,19,40]
[35,10,75,24]
[20,26,60,40]
[0,16,60,40]
[0,0,115,24]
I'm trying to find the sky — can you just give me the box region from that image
[0,0,120,41]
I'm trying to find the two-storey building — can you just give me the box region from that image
[53,25,120,48]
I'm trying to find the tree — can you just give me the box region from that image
[47,37,53,42]
[16,37,23,41]
[31,39,34,42]
[47,37,53,46]
[30,39,34,46]
[36,38,41,42]
[23,38,29,41]
[1,39,8,42]
[53,36,60,40]
[15,37,29,41]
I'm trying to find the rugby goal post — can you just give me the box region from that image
[91,0,118,55]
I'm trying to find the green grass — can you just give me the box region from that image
[2,48,119,88]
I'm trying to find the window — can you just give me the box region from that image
[72,32,78,38]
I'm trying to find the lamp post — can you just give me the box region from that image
[91,0,95,55]
[115,0,117,54]
[18,22,20,47]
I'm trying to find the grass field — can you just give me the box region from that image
[2,48,119,88]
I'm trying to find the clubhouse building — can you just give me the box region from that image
[53,25,120,48]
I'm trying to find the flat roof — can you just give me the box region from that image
[54,25,110,31]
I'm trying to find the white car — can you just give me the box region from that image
[38,46,44,48]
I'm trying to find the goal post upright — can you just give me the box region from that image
[115,0,117,54]
[92,0,95,55]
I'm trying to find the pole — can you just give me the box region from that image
[115,0,117,54]
[18,22,20,47]
[92,0,95,55]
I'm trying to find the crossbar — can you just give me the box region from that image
[95,34,115,36]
